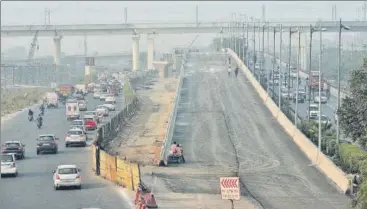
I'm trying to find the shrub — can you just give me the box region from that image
[339,144,367,173]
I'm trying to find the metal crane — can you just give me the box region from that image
[27,30,40,64]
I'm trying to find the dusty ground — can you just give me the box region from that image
[106,77,178,165]
[1,87,50,116]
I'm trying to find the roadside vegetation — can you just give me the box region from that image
[1,87,51,116]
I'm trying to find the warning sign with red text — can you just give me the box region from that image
[220,177,240,200]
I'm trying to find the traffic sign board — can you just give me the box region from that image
[220,177,240,200]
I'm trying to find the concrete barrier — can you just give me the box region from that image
[227,48,350,193]
[158,51,188,166]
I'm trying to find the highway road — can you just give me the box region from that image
[164,52,350,209]
[258,54,338,126]
[0,94,133,209]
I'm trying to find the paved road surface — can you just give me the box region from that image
[0,94,132,209]
[164,52,350,209]
[261,55,337,125]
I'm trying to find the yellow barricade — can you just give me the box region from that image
[91,144,96,171]
[130,163,140,191]
[105,154,117,182]
[116,158,133,190]
[100,150,108,179]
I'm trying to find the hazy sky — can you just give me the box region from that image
[1,1,365,57]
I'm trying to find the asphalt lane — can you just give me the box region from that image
[0,94,132,209]
[166,52,350,209]
[260,55,337,125]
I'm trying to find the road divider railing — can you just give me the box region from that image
[227,48,350,194]
[90,73,159,208]
[158,51,188,166]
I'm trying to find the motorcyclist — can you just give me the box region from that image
[28,108,34,117]
[36,114,43,126]
[40,104,45,114]
[170,142,177,154]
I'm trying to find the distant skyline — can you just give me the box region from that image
[1,1,366,57]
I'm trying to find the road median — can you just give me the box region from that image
[227,48,350,194]
[90,73,160,209]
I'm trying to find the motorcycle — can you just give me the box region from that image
[37,120,42,129]
[28,115,34,122]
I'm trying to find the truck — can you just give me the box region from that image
[46,92,59,108]
[75,84,87,95]
[87,83,95,93]
[66,99,80,120]
[59,84,75,97]
[309,71,324,90]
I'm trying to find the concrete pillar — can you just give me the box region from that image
[53,36,62,65]
[147,34,155,70]
[132,35,140,71]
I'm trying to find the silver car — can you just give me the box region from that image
[53,165,82,190]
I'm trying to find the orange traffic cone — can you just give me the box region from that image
[144,193,158,208]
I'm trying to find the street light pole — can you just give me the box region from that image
[253,21,256,75]
[246,23,249,67]
[278,24,283,109]
[288,28,293,100]
[337,19,351,153]
[262,25,265,90]
[272,28,276,94]
[318,25,324,161]
[308,25,314,120]
[295,29,301,126]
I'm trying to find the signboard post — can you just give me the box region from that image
[220,177,240,209]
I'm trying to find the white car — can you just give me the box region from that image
[70,125,86,134]
[105,95,116,104]
[85,111,100,123]
[96,106,109,117]
[314,93,328,104]
[93,92,101,99]
[53,165,82,190]
[307,104,320,118]
[65,128,87,147]
[290,70,297,78]
[102,103,116,111]
[71,119,84,127]
[1,154,18,177]
[100,94,108,101]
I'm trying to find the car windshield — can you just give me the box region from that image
[1,155,14,162]
[58,168,78,174]
[79,101,85,104]
[72,121,83,126]
[68,131,83,135]
[5,142,20,147]
[39,136,54,141]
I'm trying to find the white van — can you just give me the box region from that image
[66,99,80,120]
